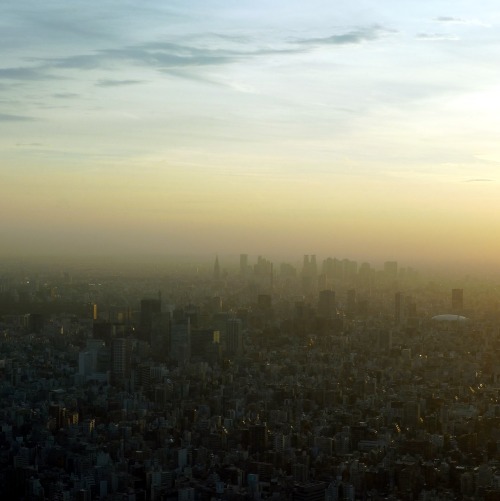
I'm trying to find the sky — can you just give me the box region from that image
[1,0,500,269]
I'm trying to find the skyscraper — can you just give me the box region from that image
[226,318,243,357]
[395,291,403,324]
[451,288,464,313]
[384,261,398,278]
[240,253,248,277]
[140,298,161,344]
[213,255,220,280]
[318,290,336,318]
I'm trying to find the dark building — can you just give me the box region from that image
[240,253,248,277]
[28,313,44,334]
[395,291,403,324]
[384,260,398,278]
[451,288,464,313]
[214,255,220,280]
[318,290,335,318]
[140,298,161,343]
[225,318,243,357]
[293,482,327,501]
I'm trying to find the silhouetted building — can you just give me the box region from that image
[28,313,44,334]
[111,338,131,383]
[150,312,171,361]
[452,288,464,313]
[226,318,243,357]
[214,255,220,280]
[346,289,356,318]
[293,481,328,501]
[395,291,403,324]
[140,298,161,343]
[240,254,248,277]
[384,260,398,278]
[318,290,336,318]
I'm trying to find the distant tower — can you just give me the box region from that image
[347,289,357,318]
[395,291,403,324]
[140,298,161,343]
[384,261,398,278]
[451,288,463,313]
[310,255,318,278]
[226,318,243,357]
[240,254,248,277]
[213,255,220,280]
[318,290,336,318]
[111,338,130,382]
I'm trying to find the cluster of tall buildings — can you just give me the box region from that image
[0,256,498,500]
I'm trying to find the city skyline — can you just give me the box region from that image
[2,1,500,270]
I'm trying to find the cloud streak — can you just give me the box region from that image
[0,113,35,122]
[297,26,395,46]
[96,79,144,87]
[416,33,459,41]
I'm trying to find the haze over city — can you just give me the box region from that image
[2,1,500,271]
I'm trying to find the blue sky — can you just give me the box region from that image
[1,1,499,266]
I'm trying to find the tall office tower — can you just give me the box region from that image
[253,256,274,291]
[378,329,392,351]
[170,318,191,364]
[303,255,310,274]
[346,289,357,318]
[111,338,131,383]
[191,328,220,361]
[395,291,403,324]
[226,318,243,356]
[150,312,171,361]
[257,294,272,310]
[310,255,318,277]
[384,261,398,278]
[213,255,220,280]
[451,288,464,313]
[240,254,248,277]
[88,303,98,321]
[140,298,162,344]
[318,290,336,318]
[358,262,371,286]
[302,255,314,293]
[28,313,44,334]
[249,423,268,453]
[343,259,358,281]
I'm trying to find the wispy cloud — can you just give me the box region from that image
[96,79,144,87]
[434,16,489,26]
[0,66,54,81]
[0,112,36,122]
[435,16,465,23]
[464,178,494,182]
[416,33,459,41]
[52,92,79,99]
[297,25,395,46]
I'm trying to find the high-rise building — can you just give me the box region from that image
[384,261,398,278]
[170,318,191,364]
[240,254,248,277]
[395,291,403,324]
[249,423,268,453]
[318,290,336,318]
[346,289,356,318]
[226,318,243,357]
[111,338,131,382]
[451,288,464,313]
[213,255,220,280]
[140,298,162,344]
[150,312,171,361]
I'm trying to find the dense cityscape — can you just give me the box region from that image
[0,254,498,500]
